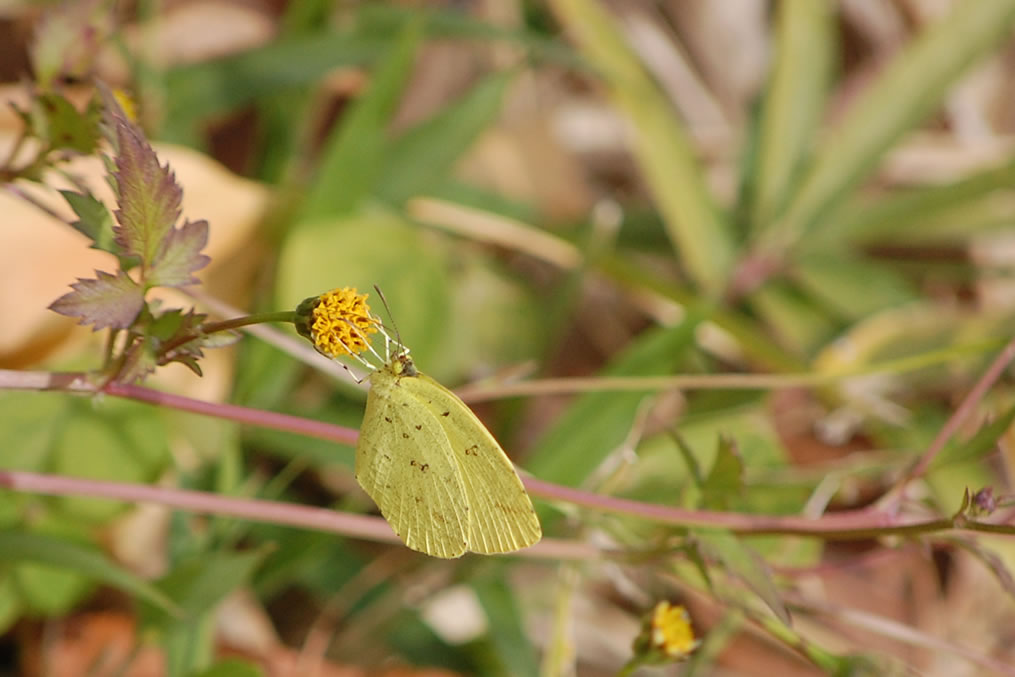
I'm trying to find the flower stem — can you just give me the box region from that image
[160,311,298,355]
[200,311,297,335]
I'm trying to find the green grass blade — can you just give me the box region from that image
[162,34,382,144]
[549,0,735,296]
[300,22,421,220]
[816,157,1015,246]
[0,529,179,616]
[752,0,835,231]
[526,316,702,487]
[766,0,1015,252]
[377,71,514,205]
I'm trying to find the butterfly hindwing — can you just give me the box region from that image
[401,374,542,554]
[356,372,470,558]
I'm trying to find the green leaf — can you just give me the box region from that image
[163,34,383,144]
[694,529,789,625]
[59,190,123,258]
[0,529,179,616]
[749,281,836,356]
[473,574,540,677]
[50,404,169,520]
[526,316,702,487]
[377,71,514,205]
[766,0,1015,250]
[28,92,102,154]
[300,23,421,220]
[752,0,835,230]
[548,0,735,295]
[148,219,211,288]
[112,117,184,268]
[817,157,1015,246]
[0,392,69,472]
[146,550,266,624]
[792,254,918,321]
[700,436,744,511]
[48,270,145,330]
[0,577,21,634]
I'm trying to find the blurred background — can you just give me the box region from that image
[4,0,1015,675]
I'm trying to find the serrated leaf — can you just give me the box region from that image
[695,529,790,625]
[48,270,144,330]
[29,92,102,154]
[58,189,123,256]
[112,118,183,267]
[149,219,211,288]
[701,436,745,511]
[0,530,178,616]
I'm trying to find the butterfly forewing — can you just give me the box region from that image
[403,374,542,554]
[356,369,470,559]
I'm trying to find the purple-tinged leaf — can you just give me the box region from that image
[112,118,182,268]
[148,219,210,288]
[49,270,144,330]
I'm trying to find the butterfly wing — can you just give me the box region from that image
[403,374,542,554]
[356,373,470,559]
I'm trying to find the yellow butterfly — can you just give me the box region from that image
[296,287,541,558]
[356,348,542,558]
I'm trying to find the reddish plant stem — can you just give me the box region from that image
[886,335,1015,503]
[3,368,1015,544]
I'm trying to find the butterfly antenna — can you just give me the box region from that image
[373,285,407,357]
[340,316,387,367]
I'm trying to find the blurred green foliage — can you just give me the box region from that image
[6,0,1015,674]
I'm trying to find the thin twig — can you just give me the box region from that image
[887,335,1015,503]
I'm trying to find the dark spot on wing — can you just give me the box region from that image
[415,424,422,430]
[384,416,392,423]
[401,432,410,439]
[464,444,479,456]
[441,411,450,417]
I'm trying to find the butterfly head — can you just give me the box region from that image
[389,351,418,378]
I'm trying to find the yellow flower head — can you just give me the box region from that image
[295,287,378,358]
[630,601,699,667]
[650,602,697,658]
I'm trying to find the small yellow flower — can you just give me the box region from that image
[295,287,378,358]
[629,601,699,668]
[650,602,697,658]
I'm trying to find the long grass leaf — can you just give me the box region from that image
[752,0,835,231]
[549,0,735,296]
[767,0,1015,251]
